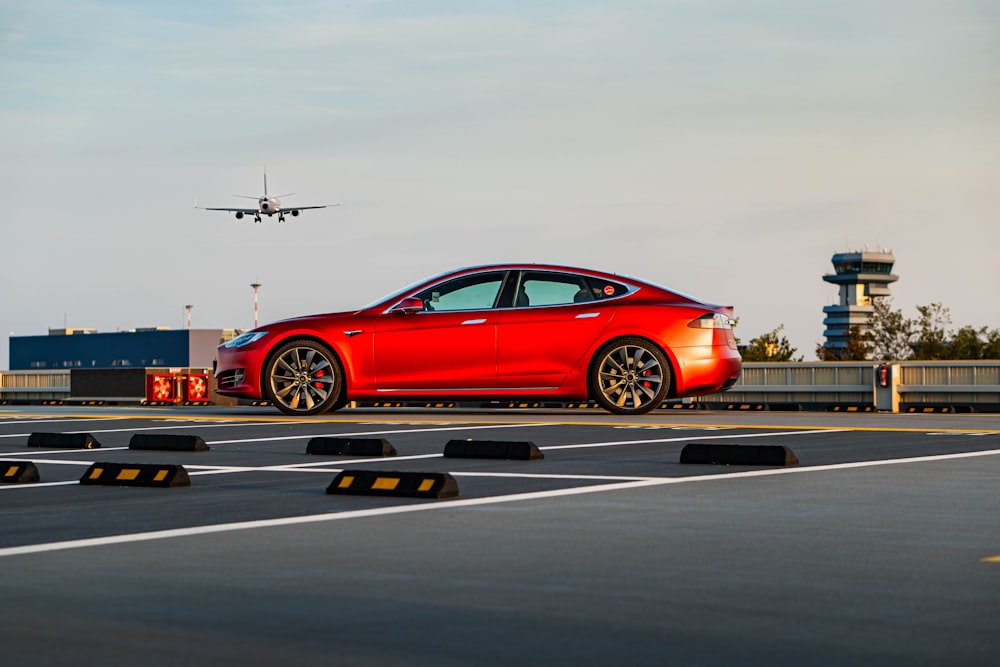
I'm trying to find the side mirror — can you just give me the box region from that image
[389,296,424,314]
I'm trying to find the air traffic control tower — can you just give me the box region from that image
[822,249,898,352]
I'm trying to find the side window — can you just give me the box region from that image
[583,277,628,300]
[415,272,504,312]
[516,271,594,307]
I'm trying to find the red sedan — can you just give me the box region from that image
[214,264,741,415]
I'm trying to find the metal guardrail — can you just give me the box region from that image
[701,363,873,406]
[2,362,998,412]
[702,361,1000,412]
[0,370,71,401]
[895,362,1000,411]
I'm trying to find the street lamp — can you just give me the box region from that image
[250,283,261,328]
[184,304,193,330]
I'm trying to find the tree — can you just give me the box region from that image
[868,301,1000,360]
[911,302,951,360]
[949,326,987,360]
[868,298,913,361]
[816,326,870,360]
[984,329,1000,359]
[741,325,802,362]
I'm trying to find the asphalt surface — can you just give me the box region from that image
[1,405,998,666]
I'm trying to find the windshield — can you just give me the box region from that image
[357,270,453,310]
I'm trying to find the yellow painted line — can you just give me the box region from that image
[417,479,435,492]
[116,469,140,481]
[153,470,168,482]
[88,467,104,479]
[982,556,1000,563]
[337,475,355,488]
[2,410,999,434]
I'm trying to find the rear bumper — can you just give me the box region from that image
[673,347,742,397]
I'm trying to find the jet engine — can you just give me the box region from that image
[235,211,244,219]
[291,210,300,217]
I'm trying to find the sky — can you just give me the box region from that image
[1,0,998,369]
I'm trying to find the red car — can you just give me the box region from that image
[214,264,741,415]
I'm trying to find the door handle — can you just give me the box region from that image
[462,318,487,325]
[575,312,600,319]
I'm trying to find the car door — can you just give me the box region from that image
[373,271,505,390]
[497,270,617,388]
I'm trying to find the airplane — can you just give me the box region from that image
[197,173,337,222]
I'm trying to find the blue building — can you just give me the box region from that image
[9,328,232,370]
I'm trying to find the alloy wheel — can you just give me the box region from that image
[266,342,341,415]
[593,340,669,414]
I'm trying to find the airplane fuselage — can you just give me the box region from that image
[232,197,303,222]
[258,196,281,214]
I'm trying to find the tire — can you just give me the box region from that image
[262,340,344,416]
[590,337,671,415]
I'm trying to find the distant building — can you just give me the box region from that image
[822,249,898,352]
[9,328,238,370]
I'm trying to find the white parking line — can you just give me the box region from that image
[0,481,80,490]
[1,447,998,558]
[0,424,548,486]
[205,422,548,445]
[0,428,846,484]
[0,418,130,427]
[0,447,130,459]
[0,420,315,439]
[539,428,848,451]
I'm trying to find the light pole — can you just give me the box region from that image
[250,283,261,328]
[185,304,193,330]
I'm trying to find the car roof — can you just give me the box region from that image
[448,263,635,282]
[446,263,705,301]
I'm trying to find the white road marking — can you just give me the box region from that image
[0,418,130,427]
[0,420,315,439]
[0,447,130,459]
[205,422,547,445]
[453,471,654,482]
[539,428,848,451]
[1,447,997,558]
[0,428,820,476]
[0,481,79,490]
[0,428,853,487]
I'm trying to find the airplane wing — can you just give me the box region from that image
[196,206,260,214]
[280,204,340,212]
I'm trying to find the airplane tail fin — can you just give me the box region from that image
[231,171,293,199]
[265,171,294,198]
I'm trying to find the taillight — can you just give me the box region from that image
[688,313,733,330]
[689,313,737,349]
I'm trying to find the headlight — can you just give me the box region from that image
[223,331,269,348]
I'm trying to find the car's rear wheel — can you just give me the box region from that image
[590,337,670,415]
[263,340,344,416]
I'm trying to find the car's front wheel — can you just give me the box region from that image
[263,340,344,416]
[590,337,670,415]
